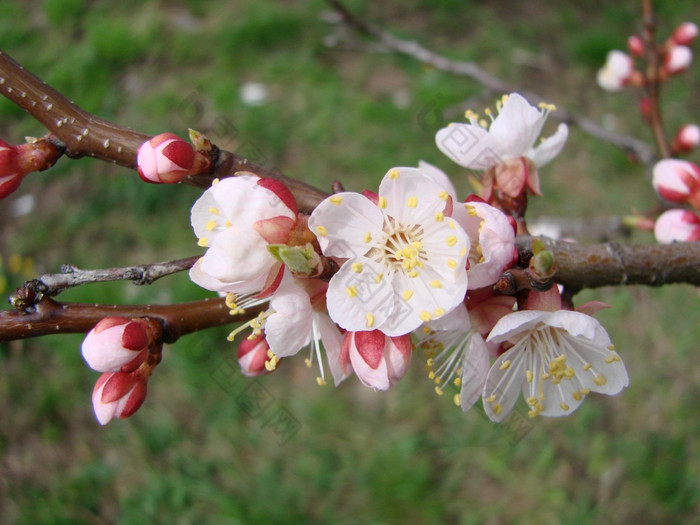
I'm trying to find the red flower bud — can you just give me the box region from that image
[137,133,197,184]
[92,371,148,425]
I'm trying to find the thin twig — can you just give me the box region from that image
[13,256,200,303]
[326,0,656,165]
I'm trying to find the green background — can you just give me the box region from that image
[1,1,699,523]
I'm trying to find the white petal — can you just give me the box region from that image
[528,123,568,167]
[265,275,313,357]
[189,257,268,294]
[487,310,547,343]
[544,310,600,340]
[210,176,295,224]
[482,345,527,422]
[316,312,350,386]
[427,303,470,332]
[459,333,490,411]
[378,167,446,225]
[308,192,384,258]
[435,124,507,170]
[326,259,392,332]
[418,160,458,201]
[489,93,545,157]
[199,227,275,284]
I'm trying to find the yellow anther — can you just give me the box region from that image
[346,286,357,298]
[582,362,592,371]
[492,404,503,415]
[403,290,414,301]
[265,358,277,371]
[378,197,387,209]
[608,344,615,351]
[428,371,435,379]
[465,110,478,120]
[316,225,327,237]
[593,375,607,386]
[364,232,372,243]
[330,195,343,205]
[499,359,512,371]
[365,313,375,328]
[434,211,444,222]
[374,273,384,283]
[448,219,456,229]
[604,354,620,363]
[316,377,327,386]
[208,207,220,215]
[447,259,457,269]
[526,396,538,406]
[485,394,497,403]
[224,220,232,227]
[430,280,442,288]
[435,386,444,396]
[454,377,461,387]
[420,311,432,322]
[411,241,423,249]
[446,235,458,247]
[407,196,418,208]
[212,178,220,185]
[197,237,209,247]
[422,326,431,335]
[459,248,467,257]
[438,190,449,201]
[580,388,591,395]
[351,262,363,273]
[453,394,461,407]
[560,402,570,411]
[408,270,419,278]
[205,219,218,231]
[433,308,445,317]
[388,168,400,179]
[572,391,582,401]
[526,370,534,383]
[484,107,492,116]
[304,358,312,368]
[479,119,488,128]
[465,204,477,216]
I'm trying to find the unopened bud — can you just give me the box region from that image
[627,35,645,57]
[671,22,698,46]
[92,371,148,425]
[237,332,274,376]
[529,249,556,279]
[597,50,635,92]
[664,45,693,75]
[671,124,700,153]
[137,133,209,184]
[652,158,700,208]
[0,138,62,199]
[82,317,161,372]
[654,209,700,243]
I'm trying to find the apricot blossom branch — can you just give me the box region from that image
[326,0,656,165]
[0,50,328,212]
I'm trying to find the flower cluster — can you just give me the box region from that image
[79,93,629,425]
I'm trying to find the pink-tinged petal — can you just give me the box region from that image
[252,216,295,244]
[316,312,351,385]
[114,381,147,419]
[486,310,548,343]
[325,259,392,332]
[576,301,611,316]
[257,178,298,215]
[652,159,700,201]
[672,22,698,46]
[525,287,562,312]
[237,333,271,376]
[0,173,23,199]
[92,375,118,425]
[308,192,384,258]
[489,93,547,156]
[386,334,412,383]
[81,320,147,373]
[436,124,506,170]
[255,262,285,299]
[654,209,700,243]
[200,227,275,283]
[459,333,490,411]
[418,160,458,201]
[528,123,568,167]
[482,345,527,422]
[468,297,516,337]
[354,330,387,369]
[665,45,692,75]
[207,176,296,226]
[100,372,140,404]
[345,332,391,391]
[265,274,313,358]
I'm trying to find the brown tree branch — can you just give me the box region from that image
[326,0,657,165]
[0,296,263,343]
[11,256,200,305]
[0,50,329,213]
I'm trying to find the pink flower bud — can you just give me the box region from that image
[0,140,22,199]
[597,50,634,91]
[237,332,273,376]
[137,133,196,184]
[82,317,155,372]
[340,330,412,391]
[654,209,700,244]
[652,159,700,208]
[671,22,698,46]
[92,371,148,425]
[664,45,693,75]
[627,35,645,56]
[672,124,700,153]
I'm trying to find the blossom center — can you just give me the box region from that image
[378,224,426,274]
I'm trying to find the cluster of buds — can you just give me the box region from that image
[136,132,211,184]
[653,159,700,243]
[0,137,63,199]
[597,21,697,92]
[81,316,163,425]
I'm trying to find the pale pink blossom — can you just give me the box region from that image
[340,330,412,391]
[92,371,148,425]
[81,317,154,372]
[137,133,201,184]
[654,209,700,243]
[189,175,297,297]
[452,200,517,288]
[652,159,700,208]
[671,22,698,46]
[664,45,693,75]
[310,167,469,336]
[436,93,568,170]
[597,50,635,91]
[483,310,629,422]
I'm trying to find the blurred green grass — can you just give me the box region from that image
[1,1,700,523]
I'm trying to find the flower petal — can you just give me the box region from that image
[489,93,546,157]
[459,333,490,411]
[436,124,506,170]
[265,274,313,357]
[528,123,569,167]
[378,167,446,225]
[482,345,527,422]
